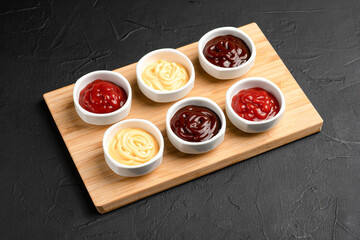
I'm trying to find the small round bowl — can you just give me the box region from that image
[198,27,256,80]
[136,48,195,102]
[225,77,286,133]
[166,97,226,154]
[73,70,132,125]
[103,119,164,177]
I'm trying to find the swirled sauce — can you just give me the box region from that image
[142,60,189,91]
[79,79,127,114]
[203,35,251,68]
[170,105,221,142]
[109,128,159,166]
[232,87,280,121]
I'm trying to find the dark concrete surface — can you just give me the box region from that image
[1,0,360,239]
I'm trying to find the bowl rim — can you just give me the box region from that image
[198,26,256,72]
[73,70,132,118]
[136,48,195,96]
[226,77,286,125]
[103,119,164,169]
[166,96,226,146]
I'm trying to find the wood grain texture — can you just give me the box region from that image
[43,23,323,214]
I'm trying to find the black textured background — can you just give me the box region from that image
[1,0,360,239]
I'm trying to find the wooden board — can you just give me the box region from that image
[43,23,323,214]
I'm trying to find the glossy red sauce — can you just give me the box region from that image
[203,35,251,68]
[79,79,127,114]
[231,87,280,121]
[170,105,221,142]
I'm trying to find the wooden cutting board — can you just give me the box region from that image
[43,22,323,214]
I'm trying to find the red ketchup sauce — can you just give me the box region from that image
[203,35,251,68]
[79,79,127,114]
[170,105,221,142]
[231,88,280,121]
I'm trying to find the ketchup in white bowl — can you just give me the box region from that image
[231,87,280,121]
[79,79,128,114]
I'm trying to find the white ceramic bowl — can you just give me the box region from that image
[73,70,132,125]
[103,119,164,177]
[166,97,226,154]
[136,48,195,102]
[225,77,285,133]
[198,27,256,80]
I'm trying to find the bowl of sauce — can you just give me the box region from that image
[166,97,226,154]
[103,119,164,177]
[73,70,132,125]
[198,27,256,80]
[136,48,195,102]
[225,77,285,133]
